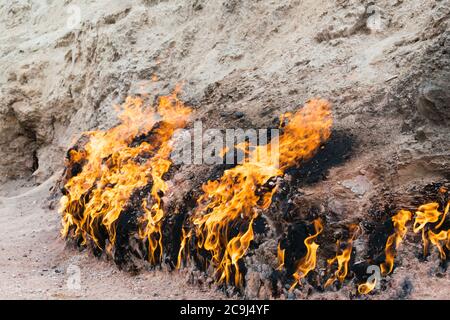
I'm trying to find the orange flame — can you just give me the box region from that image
[182,99,332,286]
[413,202,447,233]
[290,219,323,290]
[60,91,191,261]
[413,202,449,257]
[277,242,285,271]
[358,209,411,294]
[325,224,360,287]
[380,209,412,275]
[177,228,192,269]
[428,229,450,260]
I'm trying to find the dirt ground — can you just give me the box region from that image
[0,175,225,299]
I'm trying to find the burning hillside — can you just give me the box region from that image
[58,90,449,298]
[0,0,449,301]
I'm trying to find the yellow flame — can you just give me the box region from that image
[290,219,323,291]
[428,229,450,260]
[177,228,192,269]
[60,91,191,261]
[358,277,377,295]
[359,209,411,294]
[413,202,446,233]
[413,201,449,257]
[325,225,360,287]
[185,99,332,286]
[277,242,285,271]
[380,209,412,275]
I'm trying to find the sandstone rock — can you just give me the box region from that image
[417,77,450,124]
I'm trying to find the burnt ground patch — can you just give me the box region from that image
[286,129,354,186]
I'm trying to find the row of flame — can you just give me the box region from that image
[59,91,448,295]
[275,199,449,295]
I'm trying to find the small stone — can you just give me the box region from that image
[414,127,427,142]
[234,111,244,119]
[417,78,450,124]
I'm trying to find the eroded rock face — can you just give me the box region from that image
[0,1,448,203]
[0,111,37,181]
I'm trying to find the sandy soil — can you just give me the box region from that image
[0,175,225,299]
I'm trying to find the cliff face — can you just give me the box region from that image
[1,0,448,187]
[0,0,449,299]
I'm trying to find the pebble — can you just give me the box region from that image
[234,111,244,119]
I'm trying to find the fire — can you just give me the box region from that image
[181,99,332,286]
[413,202,447,233]
[325,224,360,287]
[277,243,285,271]
[428,229,450,260]
[413,202,449,257]
[358,277,377,295]
[358,209,411,294]
[380,209,412,275]
[177,228,192,269]
[290,219,323,290]
[57,82,449,297]
[60,90,191,261]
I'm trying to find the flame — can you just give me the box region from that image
[428,229,450,260]
[277,242,285,271]
[58,85,449,296]
[413,202,449,257]
[380,209,412,275]
[218,220,255,286]
[358,277,377,295]
[325,224,360,287]
[290,219,323,290]
[413,202,447,233]
[60,90,191,261]
[358,209,411,294]
[416,201,449,259]
[182,99,332,286]
[177,228,192,269]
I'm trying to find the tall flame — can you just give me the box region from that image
[380,209,412,275]
[60,90,191,261]
[183,99,332,286]
[413,202,449,257]
[277,242,286,271]
[358,209,411,294]
[428,229,450,260]
[290,219,323,290]
[325,224,360,287]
